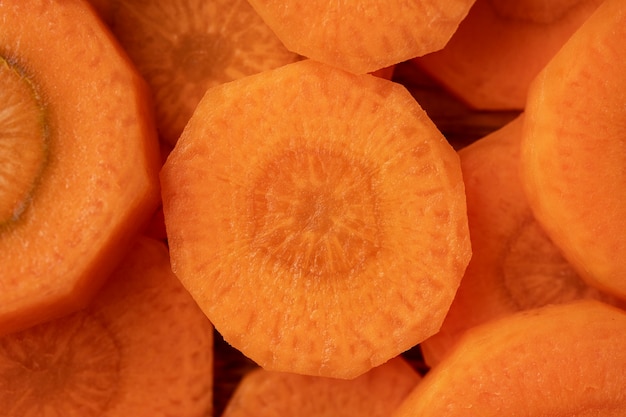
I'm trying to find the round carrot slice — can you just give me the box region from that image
[0,237,214,416]
[86,0,114,25]
[161,59,471,379]
[0,57,47,226]
[0,0,161,336]
[245,0,477,74]
[520,0,626,300]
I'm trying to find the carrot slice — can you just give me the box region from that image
[0,0,161,336]
[222,356,421,417]
[420,115,625,367]
[395,300,626,416]
[160,59,471,379]
[245,0,477,74]
[412,0,603,110]
[0,237,214,416]
[520,0,626,300]
[107,0,301,146]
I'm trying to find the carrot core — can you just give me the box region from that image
[0,313,121,416]
[501,218,602,309]
[250,146,382,279]
[0,57,48,226]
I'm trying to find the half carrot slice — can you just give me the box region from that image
[0,0,161,336]
[161,59,471,379]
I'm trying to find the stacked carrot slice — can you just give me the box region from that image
[0,0,625,415]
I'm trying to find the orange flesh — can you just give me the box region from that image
[161,59,471,379]
[0,0,161,336]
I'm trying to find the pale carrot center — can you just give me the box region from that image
[501,218,602,310]
[487,0,584,23]
[0,57,48,226]
[0,312,121,416]
[250,147,382,279]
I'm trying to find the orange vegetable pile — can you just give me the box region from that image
[1,0,625,415]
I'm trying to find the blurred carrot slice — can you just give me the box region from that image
[0,237,214,416]
[86,0,113,24]
[161,59,471,379]
[107,0,301,146]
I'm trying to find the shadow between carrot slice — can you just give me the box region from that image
[245,0,477,74]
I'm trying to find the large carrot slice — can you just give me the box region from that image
[245,0,477,74]
[412,0,603,110]
[395,300,626,416]
[161,59,471,379]
[107,0,301,146]
[520,0,626,300]
[0,0,161,336]
[222,356,421,417]
[420,115,624,367]
[0,237,214,416]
